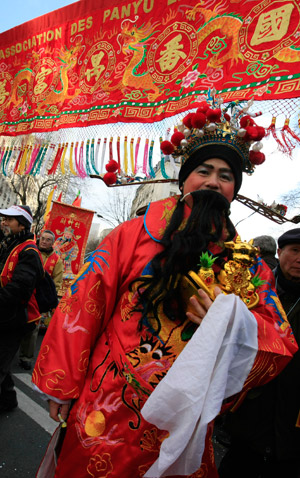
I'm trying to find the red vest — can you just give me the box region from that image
[0,239,42,323]
[43,251,61,276]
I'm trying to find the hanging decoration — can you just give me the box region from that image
[46,199,94,282]
[0,0,299,137]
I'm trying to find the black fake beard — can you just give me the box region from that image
[133,189,236,325]
[162,189,235,275]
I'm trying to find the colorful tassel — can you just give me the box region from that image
[148,139,155,178]
[134,137,141,174]
[281,118,300,151]
[94,138,101,174]
[60,143,69,174]
[48,143,63,175]
[44,185,57,221]
[124,136,128,174]
[116,137,121,173]
[38,143,52,176]
[100,138,107,174]
[68,142,77,175]
[265,117,286,152]
[142,138,149,176]
[129,138,134,174]
[159,137,170,179]
[25,144,40,174]
[78,141,87,177]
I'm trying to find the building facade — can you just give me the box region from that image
[130,159,180,218]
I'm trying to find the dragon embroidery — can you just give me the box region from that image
[102,20,160,101]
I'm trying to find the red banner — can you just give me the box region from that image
[47,201,94,279]
[0,0,300,136]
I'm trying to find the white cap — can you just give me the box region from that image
[0,205,33,226]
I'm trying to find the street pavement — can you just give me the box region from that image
[0,333,56,478]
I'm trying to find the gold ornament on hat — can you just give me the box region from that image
[161,89,266,174]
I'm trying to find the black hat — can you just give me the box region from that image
[278,228,300,249]
[161,96,266,201]
[0,205,33,229]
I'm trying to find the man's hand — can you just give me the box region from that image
[48,399,70,423]
[186,286,222,325]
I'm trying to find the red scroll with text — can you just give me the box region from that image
[47,201,94,282]
[0,0,300,136]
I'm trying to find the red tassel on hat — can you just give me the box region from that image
[249,150,265,165]
[182,113,194,129]
[191,113,206,129]
[206,108,221,123]
[161,140,175,155]
[171,132,185,146]
[196,101,210,114]
[240,115,254,128]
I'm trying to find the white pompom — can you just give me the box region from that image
[237,128,246,137]
[180,139,188,147]
[252,141,263,152]
[195,129,205,137]
[183,128,191,136]
[206,123,217,132]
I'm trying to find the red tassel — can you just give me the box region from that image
[48,144,63,175]
[281,118,300,148]
[105,160,118,172]
[161,140,175,155]
[265,117,286,152]
[103,172,117,185]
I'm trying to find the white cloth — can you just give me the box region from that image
[141,293,258,477]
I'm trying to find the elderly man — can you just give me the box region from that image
[219,228,300,478]
[253,234,278,270]
[38,230,63,294]
[0,205,43,412]
[19,229,63,370]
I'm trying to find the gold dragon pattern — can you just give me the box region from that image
[186,0,300,68]
[5,43,81,115]
[102,20,160,101]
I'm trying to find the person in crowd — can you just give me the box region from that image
[253,234,278,270]
[218,227,300,478]
[38,229,64,293]
[32,99,297,478]
[0,205,43,412]
[19,229,63,370]
[0,217,10,241]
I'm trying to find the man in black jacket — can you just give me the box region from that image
[218,228,300,478]
[0,205,44,412]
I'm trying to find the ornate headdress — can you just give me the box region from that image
[160,90,266,194]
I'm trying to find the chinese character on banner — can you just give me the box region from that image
[46,201,94,294]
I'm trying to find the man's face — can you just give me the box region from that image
[182,158,235,207]
[0,219,10,236]
[39,232,54,251]
[1,216,24,235]
[278,244,300,281]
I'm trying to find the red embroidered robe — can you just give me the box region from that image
[32,196,297,478]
